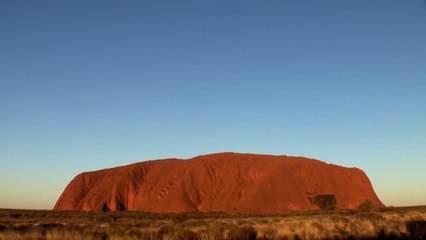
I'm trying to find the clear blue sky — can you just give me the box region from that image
[1,0,425,209]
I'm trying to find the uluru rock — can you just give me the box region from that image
[54,152,384,213]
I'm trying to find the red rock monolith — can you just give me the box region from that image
[54,152,384,213]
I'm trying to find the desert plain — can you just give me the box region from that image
[1,206,425,240]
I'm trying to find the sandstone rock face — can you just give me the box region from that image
[54,153,385,213]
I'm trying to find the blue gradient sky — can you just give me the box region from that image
[1,0,425,209]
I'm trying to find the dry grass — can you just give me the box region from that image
[0,206,425,239]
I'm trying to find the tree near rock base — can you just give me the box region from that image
[314,194,337,210]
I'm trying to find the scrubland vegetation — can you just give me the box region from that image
[0,206,425,240]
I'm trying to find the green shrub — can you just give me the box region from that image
[314,194,337,210]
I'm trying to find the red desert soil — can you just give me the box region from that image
[54,152,384,213]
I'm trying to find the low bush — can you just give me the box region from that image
[228,225,257,240]
[157,224,176,237]
[314,194,337,210]
[263,226,278,240]
[406,220,426,239]
[175,228,200,240]
[357,199,375,212]
[198,224,224,240]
